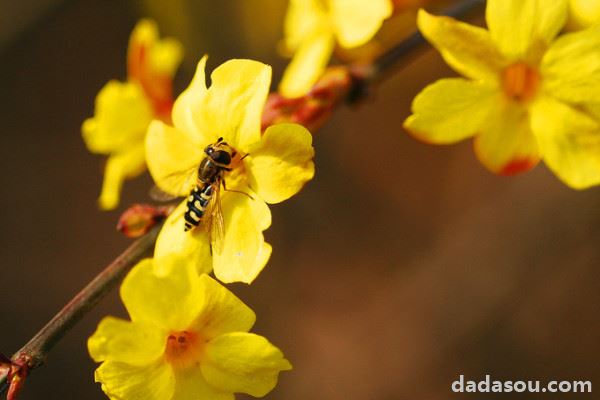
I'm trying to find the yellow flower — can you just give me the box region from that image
[567,0,600,30]
[279,0,393,98]
[146,57,315,283]
[82,20,183,209]
[404,1,600,189]
[88,258,291,400]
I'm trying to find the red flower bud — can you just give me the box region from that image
[117,204,174,238]
[262,67,355,131]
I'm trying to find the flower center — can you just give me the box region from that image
[501,62,540,102]
[164,330,205,369]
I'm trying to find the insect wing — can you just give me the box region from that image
[202,182,225,253]
[149,164,197,202]
[149,185,179,202]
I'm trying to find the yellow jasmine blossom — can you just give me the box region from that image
[82,20,183,209]
[567,0,600,30]
[404,1,600,189]
[146,57,315,283]
[279,0,393,98]
[88,258,291,400]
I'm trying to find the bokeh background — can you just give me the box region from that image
[1,0,599,399]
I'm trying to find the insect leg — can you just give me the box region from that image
[221,179,254,200]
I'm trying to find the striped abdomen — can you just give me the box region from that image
[184,184,214,231]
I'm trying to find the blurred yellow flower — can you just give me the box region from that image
[404,1,600,189]
[88,258,291,400]
[82,20,183,209]
[567,0,600,30]
[279,0,393,98]
[146,57,315,283]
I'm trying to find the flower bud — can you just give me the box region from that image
[262,67,354,131]
[117,204,173,238]
[4,355,30,400]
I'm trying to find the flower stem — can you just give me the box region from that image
[0,223,162,395]
[0,0,485,395]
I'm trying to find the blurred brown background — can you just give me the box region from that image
[1,0,599,399]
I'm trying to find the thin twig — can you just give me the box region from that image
[0,0,485,395]
[0,223,162,394]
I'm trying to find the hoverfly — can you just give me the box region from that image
[151,137,250,252]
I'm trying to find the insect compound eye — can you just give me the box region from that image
[204,146,214,155]
[210,150,232,165]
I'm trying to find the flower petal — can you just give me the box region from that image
[88,317,166,365]
[586,103,600,120]
[172,365,233,400]
[541,25,600,103]
[279,29,335,98]
[530,97,600,189]
[404,78,499,144]
[154,190,272,284]
[202,332,292,397]
[146,120,203,196]
[172,56,209,141]
[417,9,507,82]
[213,193,272,284]
[566,0,600,31]
[282,0,327,53]
[82,81,152,154]
[95,360,175,400]
[127,19,183,119]
[473,101,540,175]
[120,258,203,330]
[128,19,160,79]
[98,144,146,210]
[146,36,183,79]
[329,0,392,48]
[246,123,315,204]
[153,201,214,276]
[189,275,256,339]
[486,0,568,60]
[200,60,272,149]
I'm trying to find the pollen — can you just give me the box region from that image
[164,330,205,369]
[501,62,540,102]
